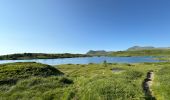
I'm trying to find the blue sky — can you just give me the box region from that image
[0,0,170,54]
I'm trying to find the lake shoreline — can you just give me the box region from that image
[0,56,161,65]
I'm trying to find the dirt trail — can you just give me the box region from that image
[143,71,156,100]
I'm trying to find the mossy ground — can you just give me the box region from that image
[0,62,170,100]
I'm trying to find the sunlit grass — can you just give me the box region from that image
[0,62,170,99]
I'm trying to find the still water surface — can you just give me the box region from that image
[0,56,160,65]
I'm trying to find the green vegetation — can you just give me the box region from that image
[0,53,90,60]
[155,56,170,61]
[0,62,71,100]
[0,62,63,81]
[111,49,170,57]
[2,47,170,60]
[86,50,112,56]
[152,64,170,100]
[0,62,170,99]
[127,46,155,51]
[86,49,170,57]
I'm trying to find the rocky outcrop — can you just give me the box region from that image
[143,71,156,100]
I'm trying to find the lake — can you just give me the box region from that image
[0,56,160,65]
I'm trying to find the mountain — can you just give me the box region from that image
[127,46,170,51]
[86,50,110,56]
[127,46,155,51]
[158,47,170,49]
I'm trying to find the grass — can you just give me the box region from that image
[57,63,158,100]
[154,56,170,61]
[0,62,72,100]
[0,76,74,100]
[0,62,63,81]
[110,49,170,57]
[152,64,170,100]
[0,62,170,99]
[86,49,170,57]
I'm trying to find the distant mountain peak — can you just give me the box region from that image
[127,46,155,51]
[86,50,109,56]
[127,46,170,51]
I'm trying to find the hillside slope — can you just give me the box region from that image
[111,49,170,56]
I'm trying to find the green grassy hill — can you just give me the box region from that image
[0,62,64,85]
[127,46,155,51]
[0,62,73,100]
[111,49,170,56]
[86,48,170,57]
[86,50,112,56]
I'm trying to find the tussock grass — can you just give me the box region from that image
[0,62,63,81]
[152,64,170,100]
[0,62,170,99]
